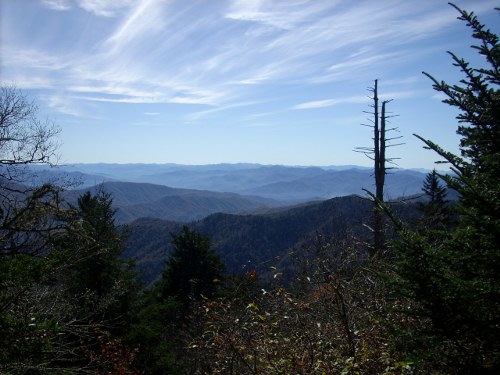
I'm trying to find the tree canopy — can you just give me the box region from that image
[161,225,224,305]
[390,4,500,373]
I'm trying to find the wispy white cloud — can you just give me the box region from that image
[41,0,136,16]
[145,112,160,116]
[310,51,407,83]
[45,94,84,117]
[75,0,135,17]
[4,76,54,90]
[74,96,155,104]
[294,96,367,110]
[69,84,163,99]
[295,89,422,110]
[225,0,333,30]
[104,0,165,52]
[66,74,225,106]
[74,94,215,105]
[5,0,496,121]
[1,46,71,71]
[234,0,475,85]
[187,101,260,122]
[40,0,71,11]
[230,63,288,85]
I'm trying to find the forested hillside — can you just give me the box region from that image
[123,194,421,287]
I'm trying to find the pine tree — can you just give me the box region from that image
[61,190,138,325]
[417,169,450,231]
[161,225,224,306]
[126,226,224,373]
[389,4,500,373]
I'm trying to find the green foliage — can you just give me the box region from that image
[126,291,185,374]
[161,225,224,305]
[124,226,224,373]
[421,170,447,206]
[123,195,383,285]
[188,239,412,374]
[422,5,499,175]
[389,4,500,373]
[417,169,451,232]
[0,88,141,373]
[0,189,141,373]
[56,190,139,328]
[0,182,73,373]
[0,253,59,371]
[3,6,499,372]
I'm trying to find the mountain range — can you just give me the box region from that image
[23,163,432,286]
[35,163,428,203]
[67,181,280,223]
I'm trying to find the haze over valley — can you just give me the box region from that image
[37,163,429,223]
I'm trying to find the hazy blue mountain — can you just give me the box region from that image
[27,164,116,188]
[138,165,327,194]
[40,163,428,203]
[68,181,283,223]
[240,168,427,201]
[143,166,425,201]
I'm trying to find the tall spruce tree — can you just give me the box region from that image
[61,190,138,326]
[161,225,224,306]
[389,4,499,373]
[417,169,450,231]
[127,226,224,373]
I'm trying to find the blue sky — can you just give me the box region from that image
[1,0,498,169]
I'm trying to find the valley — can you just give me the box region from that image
[25,163,429,286]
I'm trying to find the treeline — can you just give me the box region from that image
[1,4,499,374]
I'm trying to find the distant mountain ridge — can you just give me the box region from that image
[34,163,428,202]
[67,181,282,223]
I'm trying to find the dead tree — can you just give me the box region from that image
[355,80,402,256]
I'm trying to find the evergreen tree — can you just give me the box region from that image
[127,226,224,373]
[389,4,500,373]
[161,225,224,306]
[417,169,450,230]
[126,291,184,375]
[68,191,122,298]
[421,170,447,204]
[61,190,138,326]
